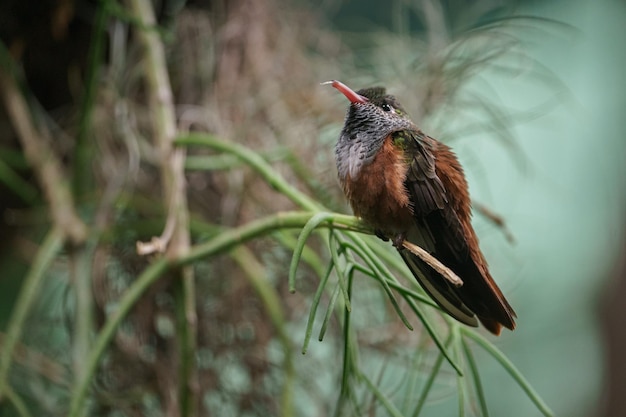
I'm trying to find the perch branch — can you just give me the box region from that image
[401,240,463,287]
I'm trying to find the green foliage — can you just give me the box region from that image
[0,127,554,416]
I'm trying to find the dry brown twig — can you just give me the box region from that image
[473,201,516,244]
[401,240,463,287]
[127,0,190,259]
[0,69,87,245]
[125,0,198,415]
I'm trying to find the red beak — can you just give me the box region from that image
[322,80,368,104]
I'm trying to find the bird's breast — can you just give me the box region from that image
[340,136,413,233]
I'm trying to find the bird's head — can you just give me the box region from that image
[324,80,416,180]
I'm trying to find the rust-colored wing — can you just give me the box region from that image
[399,131,516,334]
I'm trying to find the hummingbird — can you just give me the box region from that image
[325,80,516,335]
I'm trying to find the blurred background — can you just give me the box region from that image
[1,0,625,416]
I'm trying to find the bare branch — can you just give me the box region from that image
[0,69,87,245]
[401,240,464,287]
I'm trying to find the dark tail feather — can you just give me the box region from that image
[399,248,516,334]
[477,317,503,335]
[399,249,479,328]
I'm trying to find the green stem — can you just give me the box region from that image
[230,247,294,417]
[334,266,356,416]
[461,335,489,417]
[175,134,321,211]
[67,211,359,417]
[411,333,453,417]
[2,385,33,417]
[67,257,170,417]
[360,372,405,417]
[288,212,337,292]
[70,243,96,387]
[462,329,554,417]
[452,325,465,417]
[273,230,327,280]
[0,157,38,203]
[0,228,64,399]
[183,212,362,265]
[177,266,198,417]
[73,0,110,198]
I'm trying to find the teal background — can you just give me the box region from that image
[428,1,626,416]
[326,0,626,415]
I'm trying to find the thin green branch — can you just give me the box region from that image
[318,279,342,343]
[360,371,405,417]
[302,262,334,353]
[184,154,241,171]
[0,228,64,399]
[177,267,198,417]
[0,157,38,203]
[2,385,33,417]
[451,325,466,417]
[411,333,454,417]
[341,237,413,330]
[462,335,489,417]
[70,244,96,388]
[175,134,322,211]
[67,256,170,417]
[335,270,356,416]
[230,247,294,417]
[73,0,110,198]
[328,232,352,313]
[273,230,328,280]
[0,50,87,245]
[288,212,336,292]
[343,235,462,376]
[402,338,428,413]
[462,329,554,417]
[184,211,362,265]
[67,210,362,417]
[366,237,416,280]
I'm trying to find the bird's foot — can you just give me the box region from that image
[391,233,406,249]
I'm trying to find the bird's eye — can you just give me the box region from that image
[381,103,394,112]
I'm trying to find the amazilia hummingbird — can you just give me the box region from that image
[325,80,516,335]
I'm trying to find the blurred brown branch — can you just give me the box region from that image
[125,0,197,416]
[0,68,87,245]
